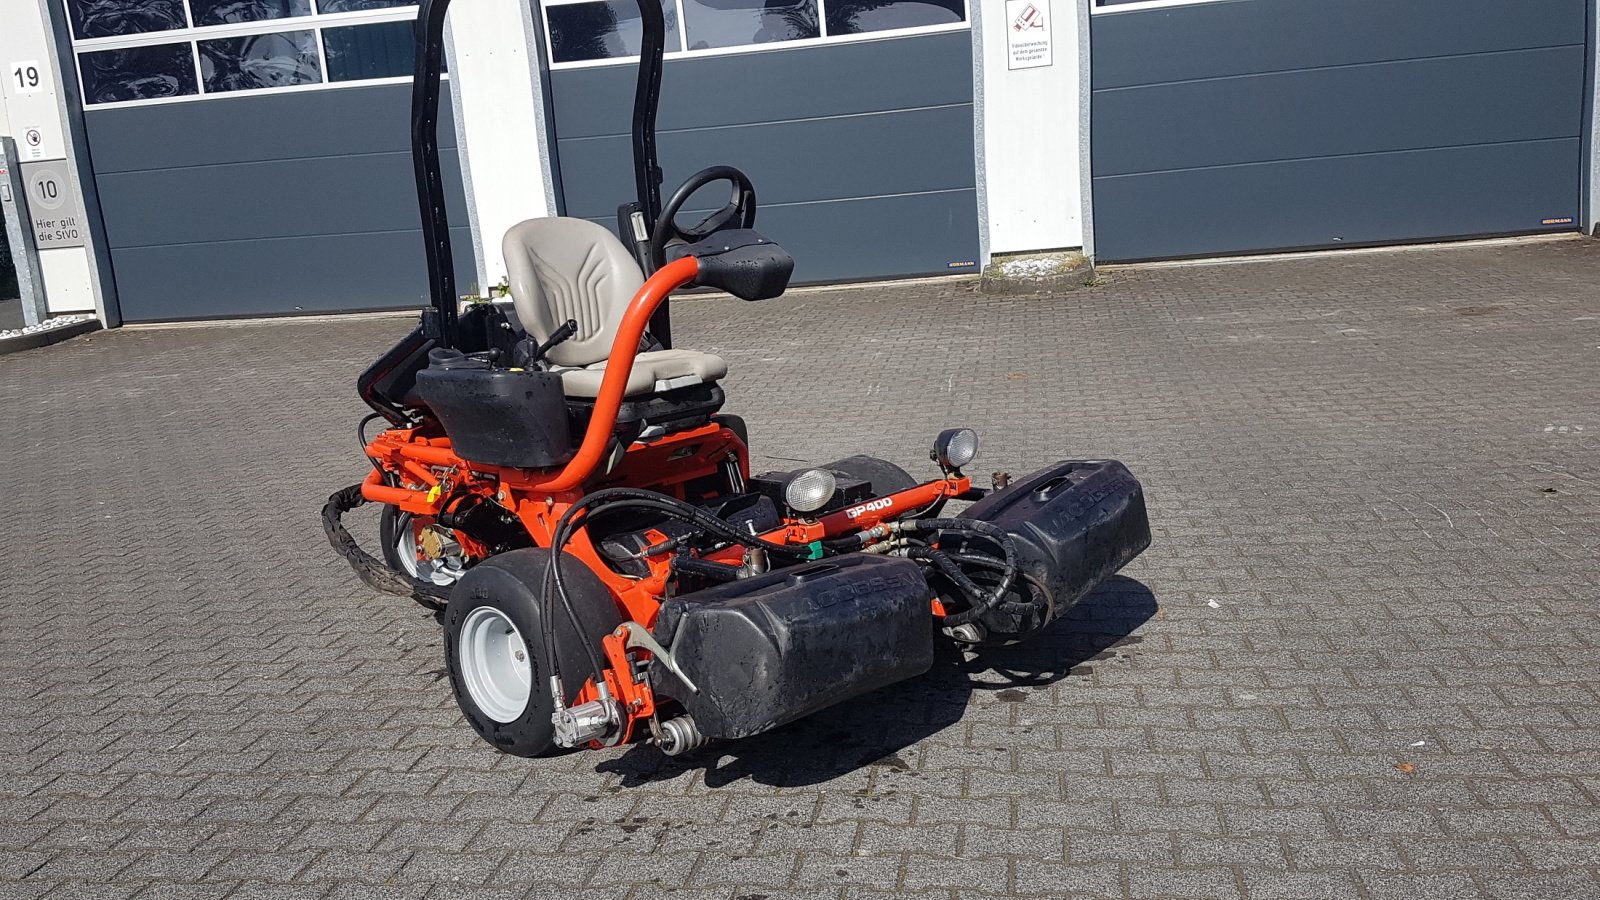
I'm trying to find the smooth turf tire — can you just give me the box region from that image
[442,548,623,757]
[822,454,919,497]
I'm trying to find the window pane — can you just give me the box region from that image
[78,43,198,104]
[190,0,312,27]
[547,0,681,64]
[826,0,963,35]
[681,0,817,51]
[323,20,415,81]
[316,0,416,11]
[199,30,321,92]
[66,0,187,40]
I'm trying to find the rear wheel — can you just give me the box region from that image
[381,507,467,586]
[443,549,623,756]
[822,455,919,497]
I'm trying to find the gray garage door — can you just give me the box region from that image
[64,3,471,322]
[541,0,979,283]
[1090,0,1589,262]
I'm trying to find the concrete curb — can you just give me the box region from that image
[0,318,101,356]
[980,250,1100,294]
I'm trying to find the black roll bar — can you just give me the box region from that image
[411,0,456,346]
[631,0,666,229]
[409,0,670,349]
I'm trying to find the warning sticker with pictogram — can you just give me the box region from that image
[1005,0,1052,70]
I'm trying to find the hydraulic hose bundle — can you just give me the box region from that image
[322,484,451,610]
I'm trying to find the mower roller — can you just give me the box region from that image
[323,0,1151,758]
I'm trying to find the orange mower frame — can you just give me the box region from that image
[357,256,969,748]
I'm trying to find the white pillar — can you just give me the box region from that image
[0,0,111,321]
[443,0,560,297]
[973,0,1086,257]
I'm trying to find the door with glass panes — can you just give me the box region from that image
[61,0,473,320]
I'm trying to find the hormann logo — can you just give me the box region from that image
[845,497,895,519]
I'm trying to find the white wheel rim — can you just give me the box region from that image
[396,516,464,585]
[396,520,423,579]
[458,607,533,723]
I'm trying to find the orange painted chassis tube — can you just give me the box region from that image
[535,255,700,493]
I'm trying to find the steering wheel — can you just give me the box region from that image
[650,165,757,271]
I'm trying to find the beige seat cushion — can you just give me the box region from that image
[558,349,729,399]
[502,216,730,400]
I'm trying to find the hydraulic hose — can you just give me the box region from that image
[898,518,1021,628]
[940,551,1050,619]
[322,484,450,611]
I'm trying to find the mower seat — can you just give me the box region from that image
[502,217,728,400]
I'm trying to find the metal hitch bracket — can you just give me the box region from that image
[614,621,698,694]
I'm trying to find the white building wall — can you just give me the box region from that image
[974,0,1085,257]
[444,0,560,296]
[0,0,103,318]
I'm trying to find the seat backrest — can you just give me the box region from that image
[502,217,645,368]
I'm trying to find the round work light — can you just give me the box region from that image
[783,468,837,515]
[932,428,980,470]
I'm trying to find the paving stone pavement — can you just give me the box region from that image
[1,236,1598,900]
[1,298,23,332]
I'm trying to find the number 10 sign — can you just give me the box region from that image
[19,162,85,250]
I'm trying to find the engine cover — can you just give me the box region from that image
[650,554,934,739]
[957,460,1151,639]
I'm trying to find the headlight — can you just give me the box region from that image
[783,467,837,514]
[932,428,980,470]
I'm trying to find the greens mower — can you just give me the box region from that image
[324,0,1151,758]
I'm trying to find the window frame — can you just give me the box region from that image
[540,0,970,71]
[65,0,426,109]
[1090,0,1230,13]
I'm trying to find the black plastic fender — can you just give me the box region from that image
[650,554,935,739]
[957,460,1151,640]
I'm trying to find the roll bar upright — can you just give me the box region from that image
[408,0,672,350]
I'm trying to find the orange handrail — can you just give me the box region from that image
[362,468,423,507]
[534,255,700,492]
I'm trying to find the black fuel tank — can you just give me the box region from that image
[957,460,1150,639]
[650,554,935,740]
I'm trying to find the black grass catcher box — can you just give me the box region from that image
[650,554,935,740]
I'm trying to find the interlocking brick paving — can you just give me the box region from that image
[1,236,1597,899]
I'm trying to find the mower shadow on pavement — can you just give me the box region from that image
[595,576,1158,789]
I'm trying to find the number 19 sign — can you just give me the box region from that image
[10,60,44,95]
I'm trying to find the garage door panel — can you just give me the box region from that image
[1094,46,1585,178]
[1090,0,1587,262]
[95,153,468,248]
[551,31,973,138]
[581,189,979,282]
[557,104,976,220]
[1093,0,1585,90]
[108,226,474,322]
[1093,138,1581,262]
[85,85,457,175]
[84,83,471,320]
[548,29,978,284]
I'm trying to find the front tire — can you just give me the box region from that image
[443,549,623,757]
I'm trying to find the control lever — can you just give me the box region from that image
[513,318,579,368]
